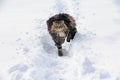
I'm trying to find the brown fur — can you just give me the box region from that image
[47,13,77,56]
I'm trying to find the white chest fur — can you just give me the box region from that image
[58,32,65,37]
[56,29,65,37]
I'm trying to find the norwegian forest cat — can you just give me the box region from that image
[47,13,77,56]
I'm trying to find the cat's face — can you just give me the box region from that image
[52,20,65,28]
[50,20,68,33]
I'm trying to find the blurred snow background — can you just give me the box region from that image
[0,0,120,80]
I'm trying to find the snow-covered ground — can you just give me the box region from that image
[0,0,120,80]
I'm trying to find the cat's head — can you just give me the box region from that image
[52,20,65,28]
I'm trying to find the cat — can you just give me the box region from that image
[47,13,77,56]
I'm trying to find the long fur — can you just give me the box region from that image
[47,13,77,56]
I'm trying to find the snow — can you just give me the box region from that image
[0,0,120,80]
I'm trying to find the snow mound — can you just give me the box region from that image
[0,0,120,80]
